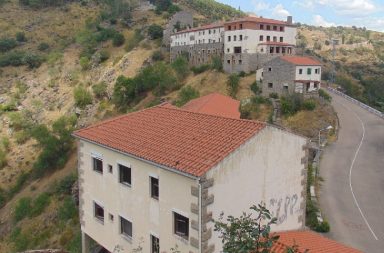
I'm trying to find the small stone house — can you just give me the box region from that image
[73,103,308,253]
[256,56,322,98]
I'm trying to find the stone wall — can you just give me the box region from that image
[163,11,193,48]
[223,53,282,73]
[171,42,224,66]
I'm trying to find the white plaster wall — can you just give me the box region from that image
[79,141,199,253]
[171,27,224,47]
[295,66,321,81]
[256,68,264,81]
[224,27,296,54]
[205,126,306,252]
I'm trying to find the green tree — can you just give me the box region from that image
[148,24,163,40]
[175,86,199,107]
[74,86,93,109]
[214,204,280,253]
[113,75,137,111]
[112,32,125,47]
[171,56,189,80]
[227,74,240,98]
[211,55,223,71]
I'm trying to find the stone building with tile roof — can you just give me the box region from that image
[73,104,308,253]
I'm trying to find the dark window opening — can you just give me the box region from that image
[270,47,274,53]
[228,36,231,42]
[268,67,272,72]
[93,157,103,174]
[280,26,284,31]
[151,177,159,199]
[267,25,271,30]
[239,35,243,41]
[174,212,189,239]
[307,68,312,75]
[268,83,273,88]
[239,60,242,64]
[151,235,160,253]
[228,25,231,30]
[227,60,231,64]
[259,35,264,41]
[273,25,277,31]
[240,24,243,29]
[282,47,286,54]
[276,47,280,53]
[314,83,318,88]
[299,69,303,74]
[120,216,132,238]
[260,24,264,29]
[267,36,270,42]
[94,202,104,222]
[119,164,131,186]
[234,35,237,41]
[280,37,283,42]
[234,47,242,54]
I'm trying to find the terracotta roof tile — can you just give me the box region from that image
[182,93,240,119]
[272,231,363,253]
[73,105,265,177]
[280,56,322,66]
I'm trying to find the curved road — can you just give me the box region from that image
[319,92,384,252]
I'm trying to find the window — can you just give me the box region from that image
[273,36,277,42]
[280,26,284,31]
[228,25,231,30]
[228,36,231,42]
[240,24,243,29]
[151,235,160,253]
[259,35,264,41]
[108,164,113,173]
[280,37,283,42]
[234,35,237,41]
[227,48,230,53]
[109,213,114,221]
[314,83,318,89]
[267,25,271,30]
[270,47,274,53]
[268,83,273,88]
[239,35,243,41]
[119,164,131,186]
[93,157,103,174]
[276,47,280,53]
[268,67,272,72]
[315,68,320,74]
[150,177,159,199]
[174,212,189,239]
[282,47,286,54]
[299,69,303,74]
[260,24,264,30]
[227,60,230,64]
[234,47,242,54]
[209,30,211,34]
[267,36,270,42]
[307,68,312,75]
[273,25,277,31]
[239,60,242,64]
[94,202,104,222]
[120,216,132,238]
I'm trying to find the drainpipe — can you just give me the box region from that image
[198,178,202,253]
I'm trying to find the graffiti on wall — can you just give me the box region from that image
[269,194,300,225]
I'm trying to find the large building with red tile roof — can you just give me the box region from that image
[182,92,240,119]
[74,104,308,253]
[256,56,322,98]
[272,230,362,253]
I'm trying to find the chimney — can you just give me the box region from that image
[287,16,293,25]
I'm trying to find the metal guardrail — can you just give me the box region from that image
[327,87,384,119]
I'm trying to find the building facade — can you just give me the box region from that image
[74,104,308,253]
[256,56,322,98]
[163,11,193,48]
[170,23,224,65]
[223,16,297,73]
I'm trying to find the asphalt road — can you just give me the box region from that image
[319,92,384,253]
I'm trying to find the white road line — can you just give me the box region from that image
[336,98,379,241]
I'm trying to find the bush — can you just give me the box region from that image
[15,130,30,144]
[24,53,44,68]
[30,192,50,217]
[191,64,210,74]
[37,42,50,51]
[148,24,163,40]
[152,50,164,61]
[316,221,330,232]
[303,99,316,111]
[99,49,110,62]
[10,227,29,252]
[227,74,240,98]
[269,92,278,99]
[250,81,260,95]
[0,37,17,52]
[112,32,125,47]
[171,56,189,80]
[280,95,303,116]
[16,32,27,42]
[319,89,332,102]
[92,81,108,99]
[58,196,77,221]
[79,56,90,70]
[14,197,32,222]
[211,56,223,71]
[0,51,25,67]
[74,86,92,108]
[55,174,77,195]
[175,86,199,107]
[0,148,6,168]
[8,172,29,198]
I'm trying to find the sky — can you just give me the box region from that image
[216,0,384,32]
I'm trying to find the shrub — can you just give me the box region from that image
[280,94,303,116]
[24,53,44,68]
[0,188,5,208]
[92,81,108,99]
[269,92,278,99]
[79,56,90,70]
[0,148,6,168]
[55,174,77,195]
[171,56,189,80]
[1,137,10,151]
[250,81,260,95]
[316,221,330,232]
[10,227,29,252]
[167,3,181,14]
[74,86,92,108]
[58,196,77,221]
[191,64,210,74]
[113,75,137,110]
[8,172,29,198]
[303,99,316,111]
[175,86,199,107]
[112,32,125,47]
[238,71,246,77]
[148,24,163,40]
[30,192,50,217]
[211,56,223,71]
[319,89,332,102]
[0,51,25,67]
[15,130,30,144]
[16,32,27,42]
[227,74,240,98]
[99,49,110,62]
[152,50,164,61]
[0,37,17,52]
[14,197,32,222]
[37,42,49,51]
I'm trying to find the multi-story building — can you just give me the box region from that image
[223,16,297,73]
[73,103,308,253]
[170,23,224,65]
[256,56,322,98]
